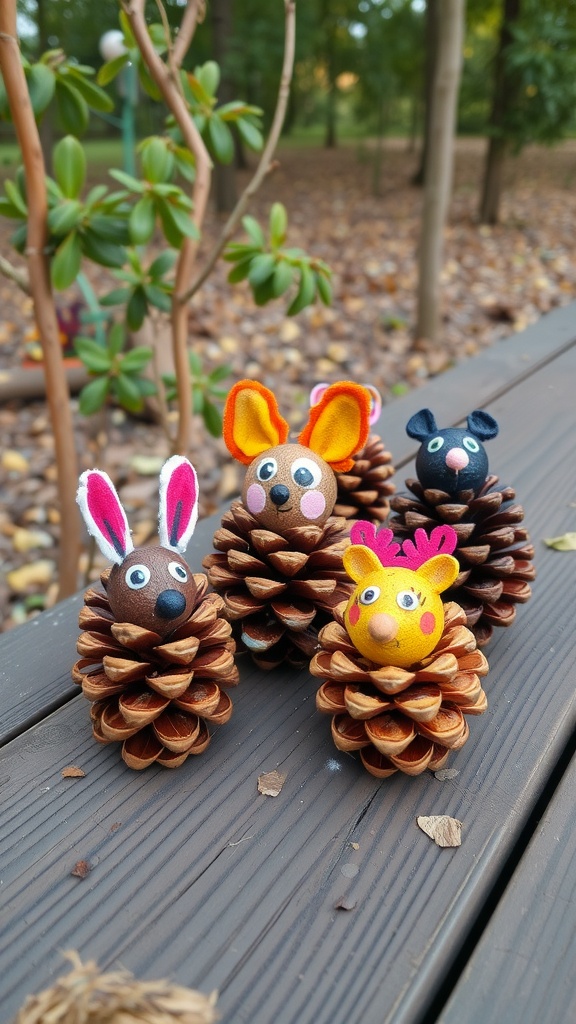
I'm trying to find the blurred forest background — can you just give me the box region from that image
[1,0,576,627]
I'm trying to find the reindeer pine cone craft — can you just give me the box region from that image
[204,379,372,668]
[389,409,535,646]
[310,523,488,778]
[72,457,238,770]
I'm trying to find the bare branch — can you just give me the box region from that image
[180,0,296,304]
[172,0,206,68]
[0,252,30,294]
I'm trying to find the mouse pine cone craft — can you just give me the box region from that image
[72,457,238,770]
[310,523,489,779]
[389,409,535,646]
[310,384,396,523]
[203,379,372,668]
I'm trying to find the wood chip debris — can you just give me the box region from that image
[71,860,91,879]
[257,770,286,797]
[335,895,357,911]
[417,815,462,848]
[434,768,459,782]
[61,766,85,778]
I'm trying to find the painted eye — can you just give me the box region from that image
[396,590,419,611]
[360,586,381,606]
[291,457,322,489]
[463,436,480,453]
[427,436,444,453]
[168,561,188,583]
[125,564,151,590]
[256,458,278,483]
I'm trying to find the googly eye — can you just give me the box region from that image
[168,561,189,583]
[396,590,419,611]
[463,436,480,453]
[360,585,381,606]
[125,564,151,590]
[256,457,278,483]
[427,436,444,453]
[291,457,322,489]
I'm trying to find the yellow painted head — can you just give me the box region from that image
[342,524,460,669]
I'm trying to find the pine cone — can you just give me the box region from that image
[72,572,239,769]
[311,601,488,778]
[203,500,353,669]
[333,433,396,523]
[389,475,535,646]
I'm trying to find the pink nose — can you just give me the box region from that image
[445,447,469,471]
[368,613,398,644]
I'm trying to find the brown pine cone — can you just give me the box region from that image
[72,572,239,769]
[311,601,488,778]
[333,433,396,523]
[203,500,353,669]
[389,475,535,646]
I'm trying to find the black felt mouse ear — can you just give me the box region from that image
[406,408,438,441]
[467,410,499,441]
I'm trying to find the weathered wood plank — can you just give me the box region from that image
[1,340,575,1022]
[439,750,576,1024]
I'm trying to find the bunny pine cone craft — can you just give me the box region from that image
[310,522,489,779]
[72,456,239,770]
[203,379,372,669]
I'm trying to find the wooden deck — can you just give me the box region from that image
[1,302,576,1023]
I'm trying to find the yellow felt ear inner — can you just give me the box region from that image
[298,382,370,471]
[417,554,460,594]
[223,380,289,465]
[343,544,382,583]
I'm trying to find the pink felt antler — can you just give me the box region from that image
[350,521,457,570]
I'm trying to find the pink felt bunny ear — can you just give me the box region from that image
[77,469,133,565]
[158,456,199,554]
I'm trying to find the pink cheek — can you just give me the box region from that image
[246,483,266,516]
[420,611,436,636]
[348,603,360,626]
[300,490,326,520]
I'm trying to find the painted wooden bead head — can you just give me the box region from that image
[77,456,199,637]
[223,379,371,533]
[406,408,499,496]
[343,522,459,668]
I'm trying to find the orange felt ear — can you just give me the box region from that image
[223,379,290,465]
[298,382,371,472]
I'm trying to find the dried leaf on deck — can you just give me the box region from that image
[257,769,287,797]
[71,860,91,879]
[543,532,576,551]
[434,768,459,782]
[61,766,85,778]
[417,815,462,848]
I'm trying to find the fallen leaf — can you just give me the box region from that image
[434,768,460,782]
[71,860,91,879]
[13,527,54,553]
[6,559,56,593]
[257,769,286,797]
[543,532,576,551]
[417,815,462,848]
[350,842,360,850]
[110,822,122,832]
[1,450,29,473]
[61,766,85,778]
[130,454,166,476]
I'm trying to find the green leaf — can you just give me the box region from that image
[271,260,294,298]
[120,346,153,373]
[197,61,220,98]
[203,399,223,438]
[248,253,275,287]
[27,63,55,116]
[0,195,25,219]
[227,257,253,284]
[269,202,287,248]
[4,179,27,216]
[287,263,316,316]
[192,384,204,415]
[143,283,172,313]
[78,375,110,415]
[126,286,148,330]
[189,350,203,377]
[159,199,200,241]
[149,250,178,278]
[114,372,144,413]
[252,276,277,306]
[242,215,265,247]
[100,287,130,307]
[97,53,129,87]
[207,116,234,164]
[135,377,157,398]
[80,230,126,268]
[107,322,125,356]
[85,184,108,207]
[543,532,576,551]
[74,337,112,372]
[109,169,145,193]
[66,68,114,113]
[53,136,86,199]
[141,137,175,184]
[129,194,156,245]
[10,224,28,252]
[51,230,82,289]
[85,215,130,244]
[55,78,89,136]
[48,199,84,236]
[316,272,333,306]
[208,364,232,384]
[236,117,263,152]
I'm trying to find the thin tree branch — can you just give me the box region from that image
[172,0,205,68]
[180,0,296,305]
[0,252,30,294]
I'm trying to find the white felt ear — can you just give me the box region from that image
[77,469,133,565]
[158,456,199,553]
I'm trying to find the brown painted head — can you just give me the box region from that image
[77,457,199,637]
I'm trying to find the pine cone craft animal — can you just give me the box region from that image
[389,409,535,646]
[203,379,372,668]
[72,457,238,769]
[310,523,488,779]
[310,384,396,523]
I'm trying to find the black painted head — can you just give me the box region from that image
[406,408,499,496]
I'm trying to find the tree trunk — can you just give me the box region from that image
[211,0,237,213]
[412,0,438,186]
[479,0,521,224]
[323,3,337,149]
[415,0,464,343]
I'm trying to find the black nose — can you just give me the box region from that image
[269,484,290,507]
[155,589,186,620]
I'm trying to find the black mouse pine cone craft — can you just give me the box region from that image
[389,409,535,646]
